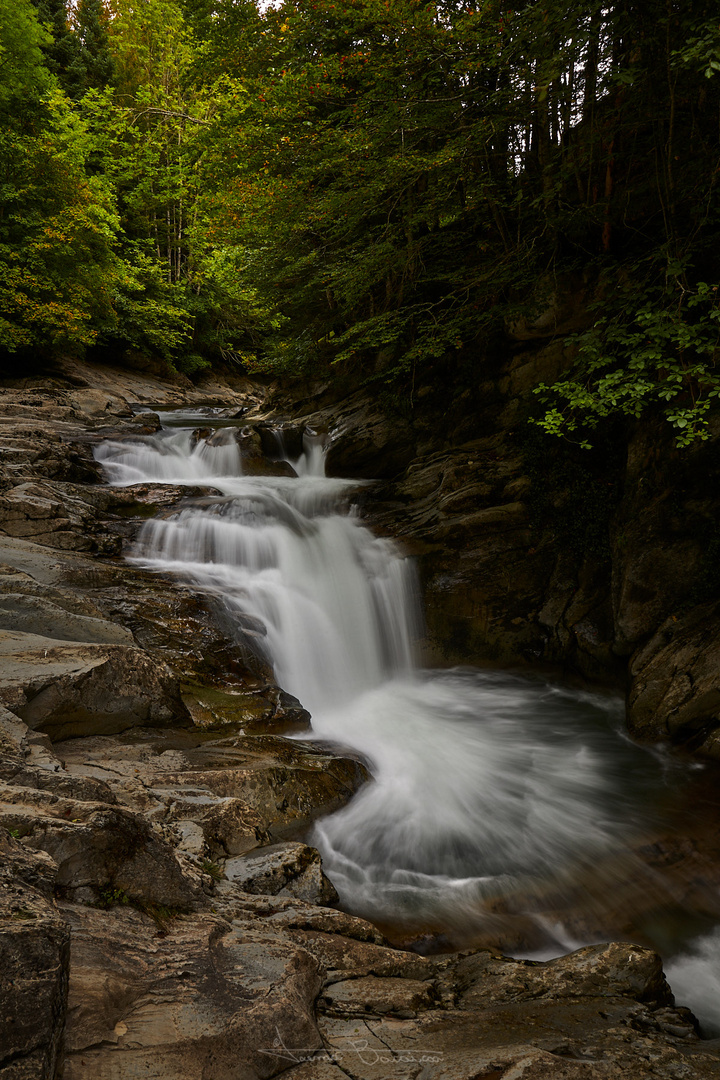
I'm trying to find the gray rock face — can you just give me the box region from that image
[0,831,68,1080]
[627,602,720,756]
[60,904,324,1080]
[0,634,187,740]
[0,592,133,645]
[299,392,416,479]
[224,841,339,904]
[366,435,559,671]
[68,387,130,417]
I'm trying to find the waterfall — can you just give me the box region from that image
[96,426,244,484]
[98,422,417,711]
[97,411,715,997]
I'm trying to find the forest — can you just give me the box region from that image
[1,0,719,444]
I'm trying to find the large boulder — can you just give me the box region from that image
[0,783,200,908]
[0,634,187,740]
[181,684,311,736]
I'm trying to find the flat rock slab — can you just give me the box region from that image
[57,727,369,856]
[0,534,120,588]
[60,904,322,1080]
[0,593,132,646]
[320,975,436,1018]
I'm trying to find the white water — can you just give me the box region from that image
[97,425,417,712]
[96,415,720,1027]
[666,929,720,1036]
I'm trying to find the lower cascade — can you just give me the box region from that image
[97,410,720,1030]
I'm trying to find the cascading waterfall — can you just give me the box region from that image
[98,422,417,710]
[97,410,720,1031]
[97,425,245,484]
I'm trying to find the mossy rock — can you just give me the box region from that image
[181,683,311,736]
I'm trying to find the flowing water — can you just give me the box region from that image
[96,410,720,1033]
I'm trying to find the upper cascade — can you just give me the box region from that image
[96,426,244,484]
[97,417,419,713]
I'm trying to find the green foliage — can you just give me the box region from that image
[175,352,210,375]
[70,0,114,96]
[2,0,720,411]
[32,0,114,98]
[0,3,121,358]
[185,246,289,367]
[197,0,532,381]
[96,886,130,908]
[31,0,80,89]
[533,271,720,448]
[187,0,719,410]
[673,15,720,80]
[200,858,224,881]
[1,0,54,106]
[107,245,193,360]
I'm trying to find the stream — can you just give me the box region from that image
[96,408,720,1035]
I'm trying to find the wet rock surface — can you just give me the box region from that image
[223,840,339,904]
[55,726,368,858]
[296,391,416,479]
[1,357,719,1080]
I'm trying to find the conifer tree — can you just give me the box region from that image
[70,0,114,96]
[31,0,81,92]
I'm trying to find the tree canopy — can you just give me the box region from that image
[0,0,718,442]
